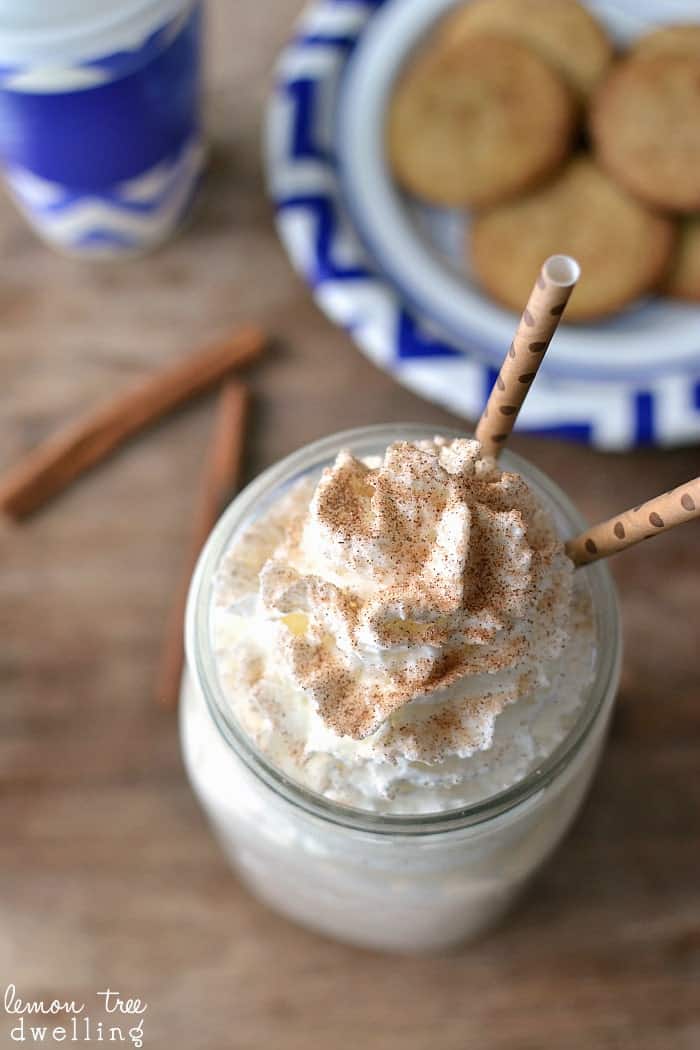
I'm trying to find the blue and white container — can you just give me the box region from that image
[0,0,204,256]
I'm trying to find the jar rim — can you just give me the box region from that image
[185,423,622,837]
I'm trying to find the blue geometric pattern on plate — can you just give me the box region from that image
[265,0,700,449]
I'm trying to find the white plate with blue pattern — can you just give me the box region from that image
[265,0,700,449]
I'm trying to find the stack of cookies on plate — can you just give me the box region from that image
[387,0,700,321]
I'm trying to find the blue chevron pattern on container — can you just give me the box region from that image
[266,0,700,449]
[0,2,203,257]
[4,133,204,256]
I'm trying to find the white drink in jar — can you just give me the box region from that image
[181,424,621,953]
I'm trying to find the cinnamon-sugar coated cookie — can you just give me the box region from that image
[470,158,675,322]
[440,0,612,101]
[591,51,700,213]
[663,218,700,301]
[387,34,575,208]
[632,24,700,60]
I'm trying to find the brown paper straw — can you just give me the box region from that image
[566,475,700,567]
[475,255,580,458]
[0,324,264,520]
[155,381,249,709]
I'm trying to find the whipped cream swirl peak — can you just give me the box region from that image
[256,437,574,756]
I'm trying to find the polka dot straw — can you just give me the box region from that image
[566,476,700,567]
[475,255,580,458]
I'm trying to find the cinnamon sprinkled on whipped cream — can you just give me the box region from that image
[213,438,595,811]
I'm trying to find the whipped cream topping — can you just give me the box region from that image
[212,438,594,811]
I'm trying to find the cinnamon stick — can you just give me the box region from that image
[0,324,264,520]
[156,381,249,709]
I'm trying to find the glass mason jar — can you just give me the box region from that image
[181,424,622,954]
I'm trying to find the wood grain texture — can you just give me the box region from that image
[0,324,262,519]
[0,3,699,1049]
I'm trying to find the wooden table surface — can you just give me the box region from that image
[1,4,698,1048]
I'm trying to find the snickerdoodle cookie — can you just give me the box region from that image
[439,0,612,101]
[387,33,575,208]
[631,24,700,60]
[591,51,700,213]
[470,158,675,321]
[663,218,700,301]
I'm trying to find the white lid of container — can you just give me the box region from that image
[0,0,190,67]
